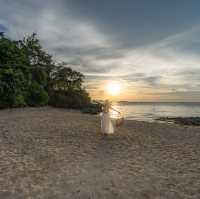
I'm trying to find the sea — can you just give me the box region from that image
[111,102,200,122]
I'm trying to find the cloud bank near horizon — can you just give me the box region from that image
[0,0,200,101]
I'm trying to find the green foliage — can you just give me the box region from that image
[51,64,84,91]
[27,82,49,106]
[0,37,27,65]
[49,64,90,108]
[50,89,90,109]
[0,65,27,108]
[14,95,26,107]
[18,33,53,66]
[81,102,102,114]
[31,66,47,86]
[0,33,91,109]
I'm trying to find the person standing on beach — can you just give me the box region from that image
[100,100,114,135]
[100,100,124,135]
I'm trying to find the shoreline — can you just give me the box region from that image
[0,107,200,198]
[1,106,200,126]
[156,117,200,126]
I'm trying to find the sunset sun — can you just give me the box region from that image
[106,82,122,95]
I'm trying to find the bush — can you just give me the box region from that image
[14,95,26,107]
[49,89,91,109]
[27,82,49,106]
[81,102,102,114]
[0,66,27,108]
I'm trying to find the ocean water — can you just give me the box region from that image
[111,102,200,122]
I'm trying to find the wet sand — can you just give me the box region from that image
[0,107,200,199]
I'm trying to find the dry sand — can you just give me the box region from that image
[0,107,200,199]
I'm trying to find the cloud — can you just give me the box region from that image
[0,1,110,55]
[1,0,200,100]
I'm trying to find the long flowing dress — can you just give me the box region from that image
[100,112,114,134]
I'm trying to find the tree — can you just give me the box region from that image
[0,65,26,107]
[18,33,55,92]
[0,33,90,109]
[49,63,90,108]
[0,36,27,65]
[0,33,50,108]
[51,63,84,92]
[26,81,49,106]
[18,33,53,66]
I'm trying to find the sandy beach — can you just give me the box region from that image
[0,107,200,199]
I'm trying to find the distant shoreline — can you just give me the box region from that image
[117,101,200,105]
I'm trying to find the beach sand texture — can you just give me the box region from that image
[0,107,200,199]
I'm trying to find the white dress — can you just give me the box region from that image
[100,112,114,134]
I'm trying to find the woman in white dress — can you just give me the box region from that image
[100,100,124,135]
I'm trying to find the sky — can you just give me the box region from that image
[0,0,200,101]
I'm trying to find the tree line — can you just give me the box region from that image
[0,33,91,109]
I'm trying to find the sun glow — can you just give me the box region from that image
[106,82,122,95]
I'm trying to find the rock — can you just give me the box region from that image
[156,117,200,126]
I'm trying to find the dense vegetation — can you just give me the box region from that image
[0,33,91,109]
